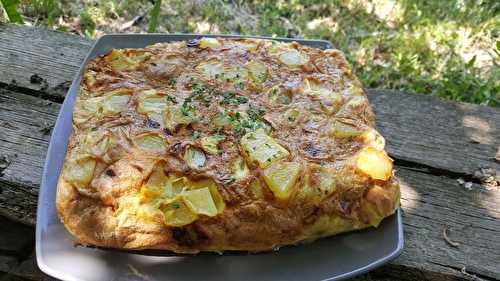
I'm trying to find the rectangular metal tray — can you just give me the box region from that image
[36,34,403,281]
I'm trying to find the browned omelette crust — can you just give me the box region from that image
[56,38,400,253]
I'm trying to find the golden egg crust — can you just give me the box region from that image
[56,37,400,253]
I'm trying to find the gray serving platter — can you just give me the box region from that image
[36,34,403,281]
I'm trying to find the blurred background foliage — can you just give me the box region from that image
[1,0,499,107]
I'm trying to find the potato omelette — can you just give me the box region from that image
[56,37,400,253]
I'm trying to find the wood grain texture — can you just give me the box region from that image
[0,24,498,178]
[0,217,34,255]
[0,23,92,99]
[369,89,500,177]
[0,89,59,224]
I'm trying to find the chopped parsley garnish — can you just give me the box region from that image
[268,88,278,97]
[188,83,211,102]
[234,82,245,90]
[288,116,296,122]
[247,109,262,122]
[236,96,248,104]
[168,78,177,87]
[181,101,194,116]
[215,72,225,80]
[213,127,225,135]
[220,108,267,135]
[220,92,248,106]
[256,73,266,82]
[320,160,326,167]
[166,96,177,104]
[171,202,181,209]
[192,131,201,140]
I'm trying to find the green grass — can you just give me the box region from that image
[1,0,24,23]
[2,0,499,106]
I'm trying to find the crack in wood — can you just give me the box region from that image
[429,261,496,281]
[394,158,482,184]
[0,82,65,104]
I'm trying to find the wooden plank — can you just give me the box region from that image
[395,168,500,280]
[0,24,498,178]
[369,89,500,178]
[0,89,59,224]
[0,23,92,99]
[0,92,499,280]
[0,217,34,255]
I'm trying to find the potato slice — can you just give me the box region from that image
[295,164,335,203]
[84,132,112,156]
[346,96,366,108]
[223,65,248,82]
[105,49,129,70]
[137,90,170,113]
[137,91,173,127]
[102,95,130,115]
[279,49,309,67]
[184,146,206,169]
[362,129,385,150]
[356,147,393,180]
[240,129,289,168]
[164,176,188,199]
[63,157,96,186]
[196,60,224,80]
[141,171,189,204]
[232,157,249,179]
[199,37,222,49]
[163,105,197,131]
[189,179,225,213]
[247,60,267,83]
[142,167,168,197]
[182,187,218,217]
[302,79,341,114]
[162,199,198,227]
[328,121,363,138]
[73,97,103,123]
[263,161,300,200]
[237,41,257,51]
[201,135,225,154]
[134,133,167,153]
[105,49,148,71]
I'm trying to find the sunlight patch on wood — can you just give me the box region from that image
[462,114,494,145]
[397,176,420,210]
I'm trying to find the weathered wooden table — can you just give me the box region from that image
[0,23,499,281]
